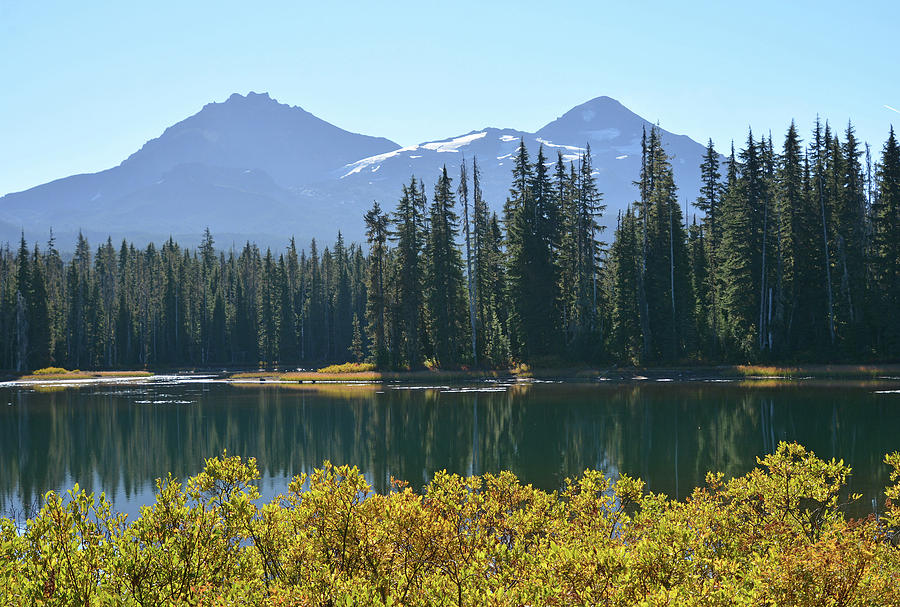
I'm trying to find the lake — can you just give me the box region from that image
[2,376,899,521]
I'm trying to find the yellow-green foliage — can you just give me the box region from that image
[2,443,900,606]
[316,362,377,374]
[31,367,71,375]
[736,364,800,377]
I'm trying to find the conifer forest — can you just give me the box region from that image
[2,121,899,372]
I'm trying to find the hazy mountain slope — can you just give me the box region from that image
[0,93,711,249]
[0,93,400,247]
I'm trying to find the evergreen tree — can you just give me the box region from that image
[423,167,467,366]
[505,142,560,360]
[332,232,352,361]
[688,219,711,356]
[872,127,900,352]
[773,122,810,353]
[14,235,29,371]
[812,118,837,347]
[718,140,757,356]
[364,202,390,367]
[642,129,694,360]
[832,122,868,350]
[575,145,605,356]
[391,177,425,367]
[610,209,642,362]
[459,159,478,365]
[696,139,722,356]
[305,239,326,361]
[350,314,365,362]
[28,245,51,369]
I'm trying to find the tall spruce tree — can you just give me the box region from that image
[610,209,642,362]
[872,127,900,352]
[364,202,390,367]
[505,142,560,360]
[423,167,467,366]
[391,177,425,367]
[718,140,757,357]
[459,159,478,365]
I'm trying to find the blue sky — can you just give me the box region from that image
[1,0,898,195]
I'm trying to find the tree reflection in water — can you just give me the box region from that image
[2,380,898,519]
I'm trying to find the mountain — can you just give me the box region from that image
[0,93,711,250]
[0,92,400,248]
[331,96,709,240]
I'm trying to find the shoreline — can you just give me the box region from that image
[3,363,899,386]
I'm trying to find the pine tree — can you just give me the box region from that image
[350,314,365,362]
[575,145,605,355]
[718,140,757,356]
[811,118,836,347]
[364,202,390,367]
[610,209,642,362]
[305,239,326,361]
[832,122,868,351]
[28,245,51,369]
[505,142,560,360]
[872,127,900,352]
[472,157,499,364]
[423,166,467,366]
[642,129,694,360]
[391,177,425,367]
[459,159,478,365]
[199,228,215,364]
[331,232,352,361]
[688,219,711,356]
[635,127,653,359]
[774,122,808,352]
[259,249,278,364]
[15,235,29,371]
[695,139,721,354]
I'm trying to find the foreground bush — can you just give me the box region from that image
[2,443,899,605]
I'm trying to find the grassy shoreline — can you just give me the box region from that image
[14,369,154,381]
[6,363,898,384]
[227,363,900,383]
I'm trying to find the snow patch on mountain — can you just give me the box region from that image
[535,138,585,152]
[421,131,488,152]
[341,145,419,178]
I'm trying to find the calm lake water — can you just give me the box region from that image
[2,376,899,520]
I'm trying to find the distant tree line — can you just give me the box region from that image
[1,120,898,371]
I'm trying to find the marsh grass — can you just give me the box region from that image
[19,369,153,381]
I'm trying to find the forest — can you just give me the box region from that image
[1,120,898,371]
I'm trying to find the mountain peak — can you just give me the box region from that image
[536,95,648,145]
[226,91,274,103]
[217,91,286,111]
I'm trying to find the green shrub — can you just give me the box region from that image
[316,362,377,374]
[31,367,71,375]
[2,443,899,605]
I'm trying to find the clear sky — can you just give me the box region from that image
[1,0,898,195]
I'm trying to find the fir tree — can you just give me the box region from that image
[364,202,390,367]
[872,127,900,352]
[391,177,425,367]
[423,167,467,366]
